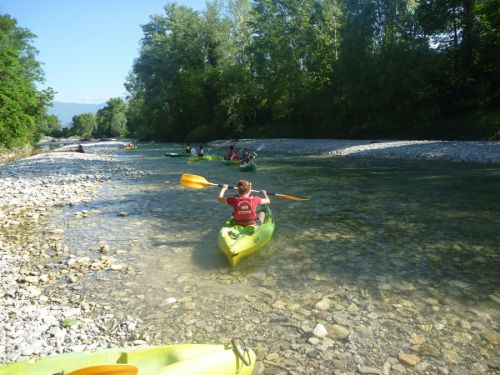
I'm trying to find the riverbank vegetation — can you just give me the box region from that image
[126,0,499,141]
[1,1,499,149]
[0,15,54,151]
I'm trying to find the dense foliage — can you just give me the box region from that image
[94,98,128,138]
[0,15,53,149]
[126,0,499,141]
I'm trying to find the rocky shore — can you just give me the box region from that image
[209,139,500,163]
[0,142,145,364]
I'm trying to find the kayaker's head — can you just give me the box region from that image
[237,180,251,195]
[229,145,234,150]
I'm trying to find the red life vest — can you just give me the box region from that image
[227,195,261,226]
[225,150,239,160]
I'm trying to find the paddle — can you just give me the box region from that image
[67,364,138,375]
[180,173,310,201]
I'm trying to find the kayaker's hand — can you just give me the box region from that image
[260,190,268,198]
[222,184,228,190]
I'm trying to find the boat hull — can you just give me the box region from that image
[239,163,256,172]
[218,205,274,266]
[164,152,191,157]
[188,155,221,162]
[0,343,256,375]
[222,159,241,166]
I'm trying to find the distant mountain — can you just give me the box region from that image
[48,101,106,127]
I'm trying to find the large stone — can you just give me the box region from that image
[398,352,421,366]
[481,330,500,345]
[314,298,332,311]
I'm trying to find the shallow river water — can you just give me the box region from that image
[47,144,499,374]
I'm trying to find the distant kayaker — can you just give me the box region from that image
[224,145,240,161]
[218,180,270,226]
[197,146,205,157]
[190,146,197,155]
[185,144,191,153]
[241,149,256,164]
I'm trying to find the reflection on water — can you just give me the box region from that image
[49,144,500,371]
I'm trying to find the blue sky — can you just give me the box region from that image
[1,0,206,104]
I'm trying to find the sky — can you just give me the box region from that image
[0,0,206,104]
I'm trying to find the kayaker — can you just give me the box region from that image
[218,180,270,226]
[241,149,256,164]
[241,148,249,162]
[190,146,197,155]
[185,144,191,153]
[197,146,205,157]
[224,145,240,161]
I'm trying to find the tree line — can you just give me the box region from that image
[1,1,499,150]
[126,0,499,141]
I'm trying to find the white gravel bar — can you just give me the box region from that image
[0,141,143,364]
[209,139,500,163]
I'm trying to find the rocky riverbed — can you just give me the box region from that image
[0,142,146,364]
[1,140,499,375]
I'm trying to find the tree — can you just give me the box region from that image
[94,98,127,138]
[41,114,62,136]
[0,15,53,149]
[70,113,96,138]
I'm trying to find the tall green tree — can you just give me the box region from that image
[0,15,53,149]
[70,113,96,138]
[94,98,127,138]
[41,114,61,136]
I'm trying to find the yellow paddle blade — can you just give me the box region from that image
[180,173,217,189]
[67,364,138,375]
[275,194,310,201]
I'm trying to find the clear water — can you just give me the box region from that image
[49,143,500,370]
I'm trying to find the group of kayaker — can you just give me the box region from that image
[185,144,208,157]
[224,145,257,165]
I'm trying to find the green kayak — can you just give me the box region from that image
[188,155,221,162]
[222,159,241,166]
[219,205,274,266]
[0,341,256,375]
[164,152,191,157]
[239,163,256,172]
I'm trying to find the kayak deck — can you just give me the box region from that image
[239,163,256,172]
[0,342,256,375]
[188,155,221,162]
[218,205,274,266]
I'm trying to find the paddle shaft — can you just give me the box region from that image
[216,184,289,198]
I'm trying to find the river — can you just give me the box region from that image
[45,143,500,374]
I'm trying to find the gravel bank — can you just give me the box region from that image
[209,139,500,163]
[0,142,146,364]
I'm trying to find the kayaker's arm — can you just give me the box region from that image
[260,190,271,205]
[217,184,229,204]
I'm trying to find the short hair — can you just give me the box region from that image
[237,180,251,195]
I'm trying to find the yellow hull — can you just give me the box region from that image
[0,342,255,375]
[218,206,274,266]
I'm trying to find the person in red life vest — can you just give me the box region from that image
[224,145,240,161]
[218,180,270,226]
